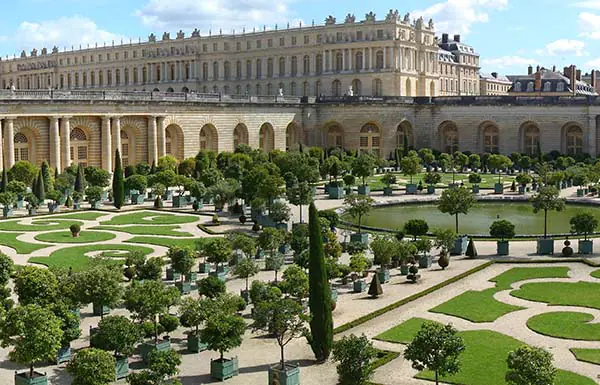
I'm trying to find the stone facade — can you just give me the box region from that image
[0,11,479,98]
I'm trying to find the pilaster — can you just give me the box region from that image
[102,116,112,171]
[148,116,158,164]
[49,116,60,171]
[5,118,15,169]
[60,117,71,170]
[111,116,122,160]
[157,116,166,158]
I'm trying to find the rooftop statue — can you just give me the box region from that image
[325,15,336,25]
[345,13,356,24]
[191,28,200,37]
[162,32,170,41]
[365,11,376,22]
[148,33,156,43]
[176,30,185,39]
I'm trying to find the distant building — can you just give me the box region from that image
[437,33,480,96]
[508,65,597,96]
[480,72,511,95]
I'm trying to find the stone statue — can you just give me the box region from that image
[386,9,399,22]
[148,33,156,43]
[191,28,200,37]
[416,16,424,29]
[428,18,434,29]
[52,46,59,54]
[30,48,37,57]
[404,12,410,23]
[20,50,26,58]
[176,30,185,39]
[348,85,354,96]
[325,15,336,25]
[345,13,356,24]
[365,11,376,22]
[41,48,47,55]
[162,32,170,41]
[279,88,284,96]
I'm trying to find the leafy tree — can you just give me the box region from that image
[515,173,532,187]
[91,315,142,357]
[332,334,378,385]
[404,321,466,385]
[81,265,124,319]
[0,252,13,285]
[157,155,178,172]
[469,154,481,169]
[404,219,429,241]
[0,192,16,208]
[7,180,27,196]
[227,233,256,257]
[136,257,165,281]
[266,253,285,282]
[488,154,513,184]
[258,228,285,258]
[233,258,259,293]
[308,202,333,362]
[424,172,442,185]
[85,186,103,204]
[204,238,232,270]
[251,298,308,369]
[14,266,59,306]
[112,149,125,209]
[344,194,374,234]
[127,349,182,385]
[280,265,309,299]
[0,304,63,378]
[125,174,148,194]
[167,246,195,282]
[52,302,81,348]
[197,276,226,299]
[287,181,312,223]
[370,236,395,268]
[433,228,458,257]
[67,348,115,385]
[352,154,376,186]
[349,253,369,277]
[468,173,482,184]
[84,167,110,188]
[380,172,397,187]
[437,187,475,233]
[401,154,421,184]
[136,162,151,176]
[490,220,516,241]
[200,311,246,361]
[531,186,565,238]
[269,200,291,223]
[8,161,38,186]
[505,346,556,385]
[178,157,196,176]
[570,212,598,241]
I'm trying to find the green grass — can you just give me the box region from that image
[100,211,198,225]
[125,236,207,249]
[0,219,82,231]
[591,269,600,279]
[571,348,600,365]
[92,225,193,237]
[527,312,600,341]
[34,230,116,244]
[28,244,154,271]
[376,318,595,385]
[364,172,516,191]
[430,267,569,323]
[50,212,107,221]
[512,281,600,310]
[0,232,50,254]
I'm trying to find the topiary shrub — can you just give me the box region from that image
[69,223,81,237]
[158,314,180,338]
[142,321,164,338]
[239,215,247,224]
[212,214,220,225]
[252,223,261,232]
[192,201,200,212]
[438,254,449,270]
[154,196,163,209]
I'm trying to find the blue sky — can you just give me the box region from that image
[3,0,600,75]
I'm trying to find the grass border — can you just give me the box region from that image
[333,260,494,334]
[570,348,600,366]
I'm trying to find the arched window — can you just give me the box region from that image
[233,124,249,149]
[442,124,459,153]
[236,61,242,79]
[335,52,343,72]
[124,68,129,85]
[91,72,96,87]
[303,55,310,75]
[267,83,273,95]
[315,80,321,96]
[316,54,323,75]
[133,68,138,84]
[523,124,540,155]
[526,82,534,92]
[373,79,383,96]
[483,124,499,153]
[430,81,435,96]
[256,84,261,95]
[267,58,274,77]
[170,64,175,81]
[279,57,286,76]
[236,85,241,95]
[199,125,218,152]
[291,82,297,96]
[259,123,275,152]
[352,79,362,95]
[202,63,208,81]
[256,59,262,79]
[291,56,298,76]
[406,78,412,97]
[303,81,309,96]
[566,126,583,155]
[332,79,342,96]
[376,51,384,69]
[557,82,565,92]
[543,82,551,92]
[70,127,88,167]
[142,66,147,83]
[166,130,172,155]
[396,123,413,149]
[224,61,231,80]
[14,133,29,162]
[121,130,131,166]
[355,51,363,70]
[327,124,344,148]
[212,62,219,80]
[360,123,381,156]
[246,60,252,79]
[286,123,298,150]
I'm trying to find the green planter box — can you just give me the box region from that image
[55,345,72,364]
[240,289,250,303]
[383,187,394,196]
[497,241,509,256]
[187,333,208,353]
[427,185,436,194]
[90,201,102,209]
[536,239,554,255]
[217,265,230,274]
[518,186,525,194]
[15,199,24,209]
[577,188,585,197]
[419,255,432,268]
[579,240,593,254]
[494,183,504,194]
[172,195,184,208]
[279,244,291,254]
[92,302,110,317]
[185,272,198,282]
[358,185,370,196]
[211,357,239,381]
[199,262,212,273]
[405,184,417,194]
[115,356,129,380]
[176,281,192,294]
[350,233,369,245]
[328,186,345,199]
[163,190,173,201]
[131,194,145,205]
[139,340,171,363]
[48,203,60,213]
[451,236,469,256]
[353,279,367,293]
[209,271,227,282]
[377,268,390,283]
[14,372,47,385]
[331,287,338,302]
[268,364,300,385]
[3,207,12,218]
[166,268,181,281]
[400,264,410,275]
[472,185,480,194]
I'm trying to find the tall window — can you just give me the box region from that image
[259,124,275,152]
[246,60,252,79]
[213,62,219,80]
[396,123,413,149]
[236,61,242,79]
[483,125,499,153]
[373,79,383,96]
[256,59,262,79]
[352,79,362,95]
[166,130,172,155]
[70,127,88,167]
[202,63,208,81]
[303,82,309,96]
[524,125,539,155]
[14,133,29,162]
[224,61,231,80]
[355,52,363,70]
[327,125,344,148]
[279,57,286,76]
[335,52,343,72]
[376,51,384,69]
[442,124,459,153]
[291,56,298,76]
[286,123,298,150]
[233,124,248,149]
[566,126,583,155]
[199,125,218,152]
[316,54,323,75]
[267,58,274,78]
[303,55,310,75]
[332,79,341,96]
[360,124,381,156]
[121,130,130,166]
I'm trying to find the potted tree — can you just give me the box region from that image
[197,276,226,299]
[531,186,565,255]
[206,238,233,281]
[123,280,180,363]
[352,153,376,196]
[67,348,115,385]
[349,253,369,293]
[404,219,429,241]
[370,236,394,283]
[8,181,27,209]
[0,192,16,218]
[0,304,63,385]
[201,310,246,381]
[51,303,81,365]
[342,174,355,196]
[46,190,61,213]
[85,186,104,209]
[269,200,291,230]
[168,246,196,294]
[344,194,375,244]
[468,173,482,194]
[324,156,345,199]
[72,191,83,210]
[251,298,307,385]
[437,187,474,255]
[570,213,598,254]
[179,297,209,353]
[233,258,259,303]
[490,219,515,256]
[90,315,142,379]
[24,193,39,216]
[424,172,441,194]
[488,154,512,194]
[381,173,396,196]
[414,239,432,269]
[516,173,532,195]
[397,241,417,275]
[124,175,148,205]
[401,154,421,194]
[433,228,457,270]
[81,265,123,318]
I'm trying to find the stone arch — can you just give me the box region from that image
[360,122,381,157]
[181,86,189,93]
[199,124,218,152]
[165,124,184,160]
[259,123,275,152]
[480,121,500,154]
[233,123,249,150]
[14,119,43,165]
[396,121,414,149]
[286,122,300,150]
[562,122,584,155]
[70,126,90,167]
[519,121,540,155]
[438,121,459,153]
[325,122,344,149]
[166,87,174,93]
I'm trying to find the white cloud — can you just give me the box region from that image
[579,11,600,38]
[412,0,508,35]
[9,16,126,54]
[135,0,301,32]
[584,57,600,68]
[574,1,600,10]
[481,55,534,69]
[537,39,586,56]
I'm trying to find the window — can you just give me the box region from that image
[360,124,380,157]
[199,125,218,152]
[303,55,310,75]
[259,124,275,152]
[121,130,130,166]
[291,82,297,95]
[247,41,251,50]
[376,51,384,69]
[133,51,137,58]
[267,58,274,77]
[279,37,285,46]
[317,34,322,43]
[352,79,362,95]
[213,43,218,51]
[373,79,383,96]
[14,133,29,162]
[335,52,343,72]
[515,82,522,92]
[483,124,499,153]
[336,32,342,42]
[246,60,252,79]
[202,44,207,52]
[165,130,172,155]
[233,124,248,148]
[543,82,551,92]
[377,30,384,39]
[557,82,565,92]
[524,125,540,155]
[236,61,242,79]
[327,124,344,148]
[443,124,459,153]
[256,40,261,49]
[566,126,583,155]
[291,36,297,45]
[236,42,241,51]
[279,57,286,76]
[107,53,111,60]
[396,123,413,149]
[224,42,230,51]
[256,59,262,79]
[304,35,309,44]
[202,63,208,80]
[355,52,363,70]
[70,127,88,167]
[332,79,341,96]
[526,82,534,92]
[268,39,273,48]
[291,56,298,76]
[224,61,231,80]
[316,54,323,75]
[213,62,219,80]
[356,31,363,40]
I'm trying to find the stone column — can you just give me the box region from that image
[111,116,121,159]
[5,118,13,169]
[0,119,4,172]
[157,116,166,158]
[148,116,158,164]
[101,116,112,171]
[49,117,60,171]
[60,117,71,170]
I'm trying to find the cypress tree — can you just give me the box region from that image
[536,141,543,164]
[113,150,125,209]
[403,134,409,156]
[35,170,45,201]
[308,202,333,362]
[41,161,52,192]
[54,168,59,180]
[1,169,7,193]
[150,160,156,175]
[74,164,86,193]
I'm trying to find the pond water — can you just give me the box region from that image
[344,202,600,236]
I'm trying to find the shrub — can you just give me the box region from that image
[404,219,429,240]
[239,215,247,224]
[212,214,220,225]
[252,223,261,232]
[142,321,164,338]
[468,173,482,184]
[197,276,226,298]
[318,209,340,228]
[489,220,516,241]
[424,172,442,185]
[159,314,180,335]
[70,224,81,235]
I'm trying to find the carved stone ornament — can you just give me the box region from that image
[325,15,336,25]
[20,50,26,58]
[176,30,185,39]
[365,11,376,22]
[344,13,356,24]
[404,12,410,22]
[191,28,200,37]
[41,48,47,55]
[148,33,156,42]
[386,9,400,22]
[30,48,37,57]
[52,46,59,54]
[162,32,170,41]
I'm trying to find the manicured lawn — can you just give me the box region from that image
[591,269,600,279]
[376,317,595,385]
[527,312,600,341]
[34,230,116,244]
[28,244,154,271]
[375,317,432,344]
[364,172,516,191]
[92,225,193,237]
[0,232,50,254]
[100,211,198,225]
[0,219,82,231]
[125,236,207,249]
[51,212,106,221]
[512,281,600,310]
[571,348,600,365]
[430,267,569,323]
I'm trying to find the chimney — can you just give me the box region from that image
[569,65,576,95]
[577,69,582,81]
[442,33,448,43]
[536,65,540,72]
[535,71,542,92]
[564,66,572,79]
[552,65,556,72]
[528,65,533,75]
[491,72,498,78]
[592,70,598,91]
[453,34,461,42]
